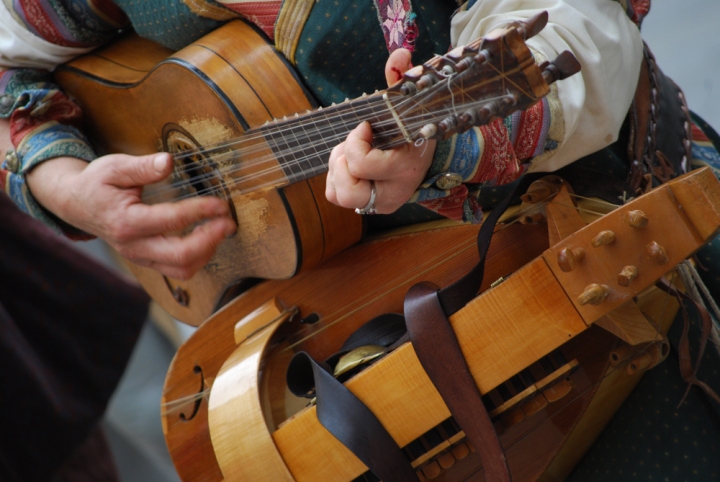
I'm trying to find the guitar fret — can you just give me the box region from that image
[259,95,393,184]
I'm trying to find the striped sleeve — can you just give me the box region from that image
[0,68,96,236]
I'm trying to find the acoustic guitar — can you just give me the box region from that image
[54,13,578,325]
[160,168,720,481]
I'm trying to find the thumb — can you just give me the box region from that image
[109,152,173,188]
[385,48,413,87]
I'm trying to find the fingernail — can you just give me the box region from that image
[153,154,168,173]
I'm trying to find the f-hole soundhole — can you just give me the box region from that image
[179,365,205,422]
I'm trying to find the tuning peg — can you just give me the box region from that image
[591,230,615,247]
[541,51,581,85]
[502,93,518,107]
[625,210,649,228]
[437,57,457,75]
[647,241,669,265]
[419,123,438,139]
[447,45,477,64]
[458,110,479,127]
[437,115,459,135]
[578,284,609,306]
[618,265,638,287]
[455,48,489,73]
[479,99,501,122]
[416,67,442,90]
[400,81,418,96]
[510,11,549,40]
[557,247,585,272]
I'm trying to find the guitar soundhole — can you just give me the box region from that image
[161,123,238,225]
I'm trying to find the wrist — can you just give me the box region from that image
[26,156,89,221]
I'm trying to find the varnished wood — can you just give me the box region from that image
[543,171,715,324]
[544,187,585,246]
[55,21,362,325]
[540,286,678,482]
[162,169,720,481]
[208,299,295,481]
[595,300,662,345]
[162,221,550,481]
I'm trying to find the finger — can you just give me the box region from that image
[343,121,390,179]
[117,196,235,240]
[325,174,337,204]
[325,143,343,204]
[331,154,373,209]
[123,217,234,280]
[102,152,174,188]
[385,48,413,86]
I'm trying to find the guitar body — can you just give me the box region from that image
[54,21,363,325]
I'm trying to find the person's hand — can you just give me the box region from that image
[27,152,236,280]
[325,48,436,214]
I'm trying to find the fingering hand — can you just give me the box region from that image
[325,48,436,214]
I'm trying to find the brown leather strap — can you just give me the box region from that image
[404,281,512,482]
[287,352,420,482]
[655,280,720,406]
[628,43,693,193]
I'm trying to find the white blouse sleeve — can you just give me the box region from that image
[451,0,644,172]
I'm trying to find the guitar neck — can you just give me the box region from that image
[256,93,398,184]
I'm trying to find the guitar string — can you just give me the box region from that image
[149,80,533,201]
[160,192,675,417]
[164,85,452,168]
[145,44,540,196]
[163,54,534,168]
[144,93,518,202]
[163,80,525,181]
[151,35,541,195]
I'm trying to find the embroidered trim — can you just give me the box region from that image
[217,0,282,38]
[275,0,315,64]
[182,0,239,22]
[374,0,418,52]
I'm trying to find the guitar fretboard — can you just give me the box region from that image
[258,94,397,184]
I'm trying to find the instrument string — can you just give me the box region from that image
[160,199,554,415]
[161,191,681,420]
[144,90,515,202]
[151,52,539,203]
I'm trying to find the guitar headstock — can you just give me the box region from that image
[377,11,580,147]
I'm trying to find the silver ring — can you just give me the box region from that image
[355,181,377,215]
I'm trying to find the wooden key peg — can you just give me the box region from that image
[625,210,649,228]
[421,461,442,479]
[618,265,638,287]
[646,241,669,265]
[591,230,615,247]
[578,284,609,306]
[451,442,471,460]
[557,247,585,272]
